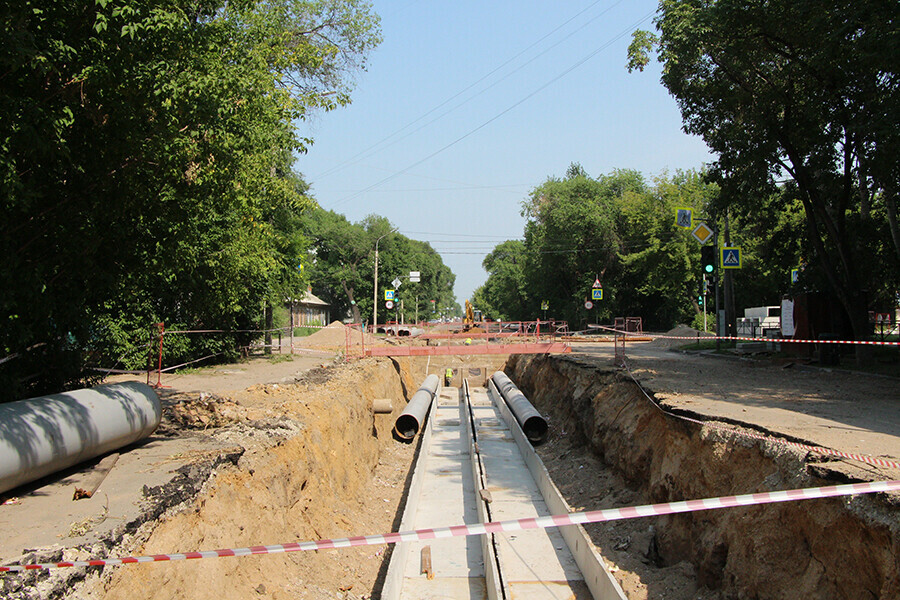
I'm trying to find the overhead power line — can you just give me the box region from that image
[311,0,620,183]
[329,9,656,209]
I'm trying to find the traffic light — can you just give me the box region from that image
[701,245,716,275]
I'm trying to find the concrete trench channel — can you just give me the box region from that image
[4,354,898,599]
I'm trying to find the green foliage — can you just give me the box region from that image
[298,208,457,325]
[616,170,717,329]
[0,0,380,401]
[639,0,900,339]
[480,165,804,331]
[626,29,658,73]
[520,166,626,325]
[474,240,527,321]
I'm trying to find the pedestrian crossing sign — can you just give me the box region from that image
[675,207,693,229]
[592,288,603,300]
[720,247,742,269]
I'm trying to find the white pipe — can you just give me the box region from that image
[0,382,162,495]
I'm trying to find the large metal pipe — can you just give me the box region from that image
[393,374,440,440]
[0,382,162,495]
[491,371,549,445]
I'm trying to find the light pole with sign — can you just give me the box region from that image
[372,229,396,332]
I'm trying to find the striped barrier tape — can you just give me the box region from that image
[2,479,897,573]
[595,326,899,346]
[163,325,328,335]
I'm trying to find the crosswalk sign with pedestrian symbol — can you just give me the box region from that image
[720,247,742,269]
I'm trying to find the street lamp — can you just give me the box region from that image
[372,229,396,332]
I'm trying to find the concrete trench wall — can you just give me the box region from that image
[506,354,900,599]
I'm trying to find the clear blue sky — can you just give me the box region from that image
[295,0,712,304]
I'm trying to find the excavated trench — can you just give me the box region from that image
[7,353,897,599]
[507,353,900,600]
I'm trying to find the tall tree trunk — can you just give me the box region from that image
[855,144,871,220]
[885,187,900,266]
[341,280,361,324]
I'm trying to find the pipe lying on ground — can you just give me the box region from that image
[372,398,393,414]
[393,374,440,440]
[491,371,549,445]
[0,382,162,495]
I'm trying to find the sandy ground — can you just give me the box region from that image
[0,353,334,566]
[2,326,898,599]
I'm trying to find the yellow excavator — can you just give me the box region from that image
[463,300,483,332]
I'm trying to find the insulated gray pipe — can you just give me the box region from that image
[0,382,162,495]
[393,374,440,440]
[491,371,549,445]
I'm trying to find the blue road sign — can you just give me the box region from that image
[720,247,742,269]
[591,288,603,300]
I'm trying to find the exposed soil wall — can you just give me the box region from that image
[61,357,426,600]
[506,354,900,600]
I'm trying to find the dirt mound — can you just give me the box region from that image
[648,324,712,348]
[296,320,376,349]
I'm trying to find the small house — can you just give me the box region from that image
[287,288,330,328]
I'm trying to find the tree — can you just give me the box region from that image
[381,235,456,324]
[480,166,754,331]
[299,210,457,325]
[299,209,373,324]
[628,0,900,344]
[474,240,528,321]
[0,0,380,400]
[616,170,718,329]
[520,166,631,326]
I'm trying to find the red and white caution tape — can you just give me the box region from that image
[598,326,899,346]
[2,480,897,573]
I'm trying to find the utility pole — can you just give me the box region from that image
[714,221,721,352]
[703,274,708,332]
[372,230,394,332]
[723,210,736,341]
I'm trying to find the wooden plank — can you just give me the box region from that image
[421,546,434,580]
[72,453,120,500]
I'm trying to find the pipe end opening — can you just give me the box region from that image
[394,414,420,440]
[522,416,549,445]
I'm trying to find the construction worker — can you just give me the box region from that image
[445,367,453,386]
